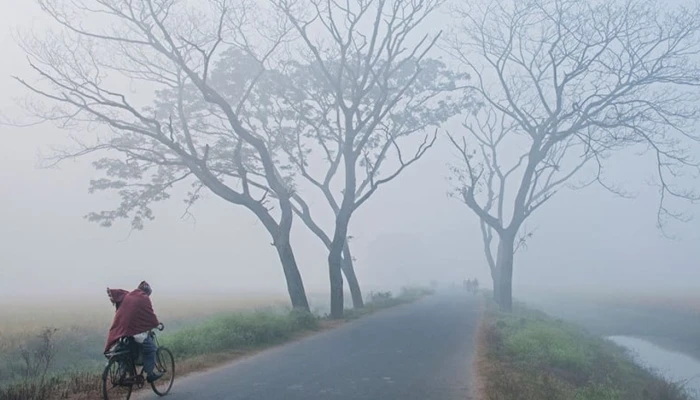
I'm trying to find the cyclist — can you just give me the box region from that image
[105,281,163,383]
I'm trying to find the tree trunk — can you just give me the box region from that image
[290,195,363,311]
[274,236,310,311]
[329,210,351,319]
[495,234,515,312]
[342,242,364,308]
[329,242,344,318]
[490,262,500,302]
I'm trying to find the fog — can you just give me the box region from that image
[1,0,699,305]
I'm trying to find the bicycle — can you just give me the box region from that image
[102,323,175,400]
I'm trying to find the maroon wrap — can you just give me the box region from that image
[107,288,129,308]
[104,288,160,353]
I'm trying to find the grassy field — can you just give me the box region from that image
[520,290,700,362]
[0,293,292,388]
[0,287,432,400]
[474,299,694,400]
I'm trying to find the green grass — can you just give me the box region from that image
[161,309,320,359]
[477,300,693,400]
[524,292,700,362]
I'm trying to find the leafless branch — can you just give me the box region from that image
[447,0,700,257]
[15,0,298,238]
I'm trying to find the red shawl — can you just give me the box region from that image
[107,288,129,308]
[104,288,160,353]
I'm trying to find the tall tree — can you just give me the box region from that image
[447,0,700,311]
[188,48,368,308]
[268,57,467,310]
[16,0,311,310]
[272,0,469,317]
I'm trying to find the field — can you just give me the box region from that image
[0,293,291,387]
[474,299,694,400]
[0,288,432,400]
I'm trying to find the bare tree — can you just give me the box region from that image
[177,46,373,308]
[260,56,468,310]
[447,0,700,311]
[15,0,311,310]
[271,0,469,317]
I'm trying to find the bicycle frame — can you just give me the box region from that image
[104,330,161,388]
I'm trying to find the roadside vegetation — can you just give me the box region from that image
[0,287,432,400]
[522,290,700,363]
[583,296,700,362]
[475,299,694,400]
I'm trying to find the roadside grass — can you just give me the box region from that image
[475,299,694,400]
[161,308,320,359]
[0,287,432,400]
[522,291,700,362]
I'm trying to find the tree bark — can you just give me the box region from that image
[329,209,351,319]
[328,243,344,318]
[494,233,515,312]
[291,197,363,309]
[275,238,310,311]
[342,242,364,308]
[490,262,500,302]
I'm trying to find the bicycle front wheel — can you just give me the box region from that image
[102,357,133,400]
[151,347,175,396]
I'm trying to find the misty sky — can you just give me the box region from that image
[1,1,698,304]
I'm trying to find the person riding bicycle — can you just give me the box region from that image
[105,281,163,383]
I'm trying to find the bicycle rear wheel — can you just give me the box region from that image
[151,347,175,396]
[102,357,134,400]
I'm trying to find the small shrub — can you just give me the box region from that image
[399,286,435,299]
[1,327,61,400]
[15,328,59,380]
[288,309,320,330]
[367,291,393,302]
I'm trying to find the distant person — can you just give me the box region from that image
[464,278,473,292]
[105,281,163,383]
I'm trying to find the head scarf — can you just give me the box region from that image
[138,280,152,296]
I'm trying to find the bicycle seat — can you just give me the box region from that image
[105,336,137,356]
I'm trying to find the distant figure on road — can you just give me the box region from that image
[463,278,479,294]
[105,281,163,383]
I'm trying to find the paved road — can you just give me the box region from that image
[138,292,480,400]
